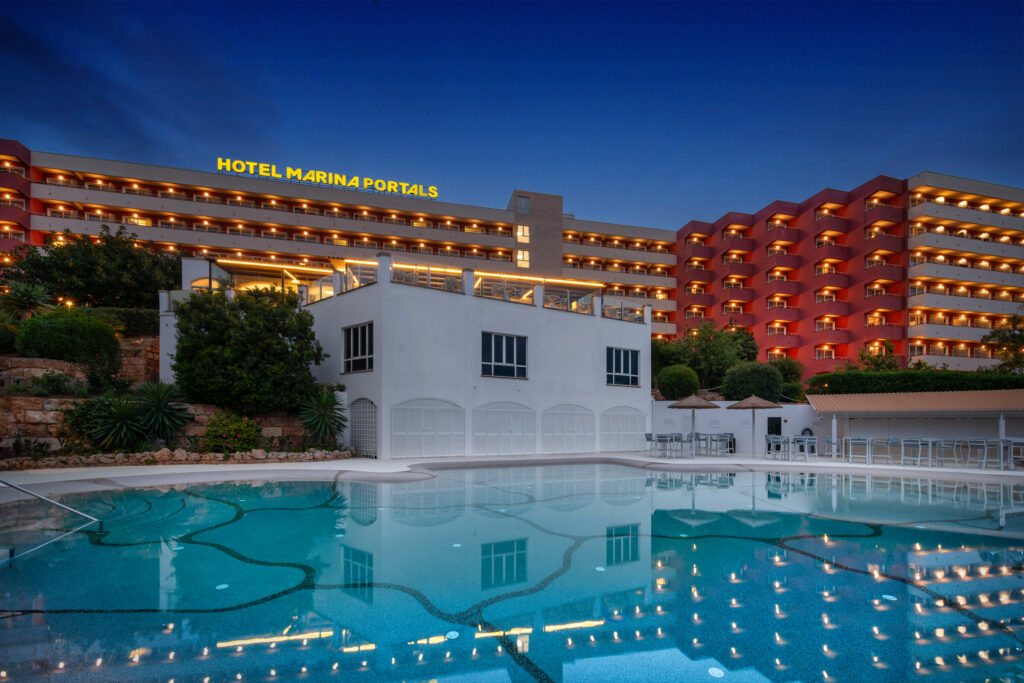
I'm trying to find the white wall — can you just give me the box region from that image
[308,255,653,459]
[651,401,816,457]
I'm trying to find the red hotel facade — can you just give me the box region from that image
[2,138,1023,377]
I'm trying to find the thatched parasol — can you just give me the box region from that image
[727,395,782,458]
[668,394,720,438]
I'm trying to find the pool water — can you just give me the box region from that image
[1,466,1023,681]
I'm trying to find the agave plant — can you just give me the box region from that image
[133,382,191,442]
[0,281,54,320]
[298,387,348,445]
[91,395,148,451]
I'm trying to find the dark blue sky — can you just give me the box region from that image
[2,1,1022,228]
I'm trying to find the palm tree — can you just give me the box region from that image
[0,281,54,319]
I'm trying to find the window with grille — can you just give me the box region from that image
[344,322,373,373]
[606,348,639,386]
[516,224,530,243]
[481,539,527,589]
[482,332,526,378]
[343,546,374,603]
[606,524,639,565]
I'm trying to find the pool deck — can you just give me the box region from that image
[2,451,1021,502]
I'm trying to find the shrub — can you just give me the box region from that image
[28,372,72,396]
[133,382,191,442]
[781,381,806,402]
[656,365,700,401]
[204,412,262,453]
[87,307,160,337]
[15,310,121,388]
[90,395,149,451]
[172,289,325,415]
[298,387,347,444]
[806,369,1024,395]
[0,281,53,319]
[769,357,805,383]
[63,396,113,449]
[722,362,783,402]
[0,323,18,353]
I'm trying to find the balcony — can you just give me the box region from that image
[764,225,803,242]
[764,307,801,322]
[813,272,850,289]
[721,288,756,302]
[721,261,755,278]
[814,243,850,261]
[908,261,1022,289]
[764,280,801,297]
[810,300,851,317]
[683,268,712,283]
[763,333,801,347]
[765,252,802,269]
[908,323,990,343]
[910,201,1024,232]
[0,171,30,197]
[864,203,904,225]
[603,294,677,312]
[909,230,1024,261]
[568,240,677,266]
[864,324,905,340]
[862,292,903,311]
[680,292,714,308]
[0,204,30,229]
[863,232,904,253]
[720,313,755,328]
[651,322,676,336]
[813,214,850,233]
[909,293,1022,317]
[562,267,677,289]
[864,263,904,282]
[908,354,998,372]
[719,235,756,252]
[682,244,715,260]
[814,329,851,344]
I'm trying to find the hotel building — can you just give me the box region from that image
[2,138,1023,376]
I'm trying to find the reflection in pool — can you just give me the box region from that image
[1,466,1023,681]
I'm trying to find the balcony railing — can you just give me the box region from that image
[767,300,789,310]
[392,265,463,293]
[543,286,596,315]
[604,305,645,323]
[814,294,837,303]
[475,275,534,305]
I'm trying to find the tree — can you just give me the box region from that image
[721,362,783,402]
[769,356,805,383]
[651,322,758,388]
[656,365,699,400]
[981,313,1024,374]
[172,288,326,415]
[0,281,54,319]
[843,339,901,372]
[0,226,180,308]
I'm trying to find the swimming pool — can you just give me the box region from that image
[1,465,1023,681]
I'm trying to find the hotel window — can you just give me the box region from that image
[516,196,530,214]
[606,348,640,387]
[344,322,374,373]
[516,224,531,243]
[516,249,530,268]
[481,539,527,589]
[482,332,527,379]
[815,347,836,361]
[342,546,374,604]
[606,524,639,566]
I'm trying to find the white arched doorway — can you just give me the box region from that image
[349,398,378,459]
[541,404,595,454]
[391,399,465,458]
[472,402,536,456]
[600,406,646,452]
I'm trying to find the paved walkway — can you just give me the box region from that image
[2,451,1021,499]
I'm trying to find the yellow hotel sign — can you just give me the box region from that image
[217,158,438,198]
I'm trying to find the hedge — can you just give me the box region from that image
[656,365,700,400]
[15,310,121,387]
[85,307,160,337]
[806,370,1024,395]
[722,362,783,402]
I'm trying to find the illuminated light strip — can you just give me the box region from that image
[341,644,377,653]
[475,271,605,287]
[216,630,334,648]
[392,263,463,274]
[543,620,606,632]
[474,627,533,639]
[215,258,332,274]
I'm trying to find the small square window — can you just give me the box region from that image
[344,322,374,372]
[516,224,530,243]
[606,524,639,565]
[482,332,527,378]
[606,347,639,386]
[516,249,530,268]
[516,196,530,214]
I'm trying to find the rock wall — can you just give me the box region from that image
[3,447,350,470]
[118,336,160,384]
[0,357,88,390]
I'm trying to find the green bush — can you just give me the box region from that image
[133,382,191,442]
[204,412,262,453]
[87,308,160,337]
[90,395,148,451]
[781,381,806,402]
[722,362,783,402]
[28,372,73,396]
[656,365,700,401]
[298,387,347,444]
[15,310,121,388]
[172,289,325,415]
[0,323,17,353]
[769,357,805,383]
[806,370,1024,395]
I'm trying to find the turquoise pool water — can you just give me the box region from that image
[1,466,1023,681]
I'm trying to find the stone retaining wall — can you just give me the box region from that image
[3,448,351,470]
[118,336,159,384]
[0,357,88,388]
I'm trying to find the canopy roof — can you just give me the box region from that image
[727,395,782,410]
[668,394,720,410]
[807,389,1024,416]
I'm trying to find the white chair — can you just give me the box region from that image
[900,438,923,466]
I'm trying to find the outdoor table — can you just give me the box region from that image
[918,437,943,467]
[845,436,870,463]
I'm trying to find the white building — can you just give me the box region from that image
[161,254,653,459]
